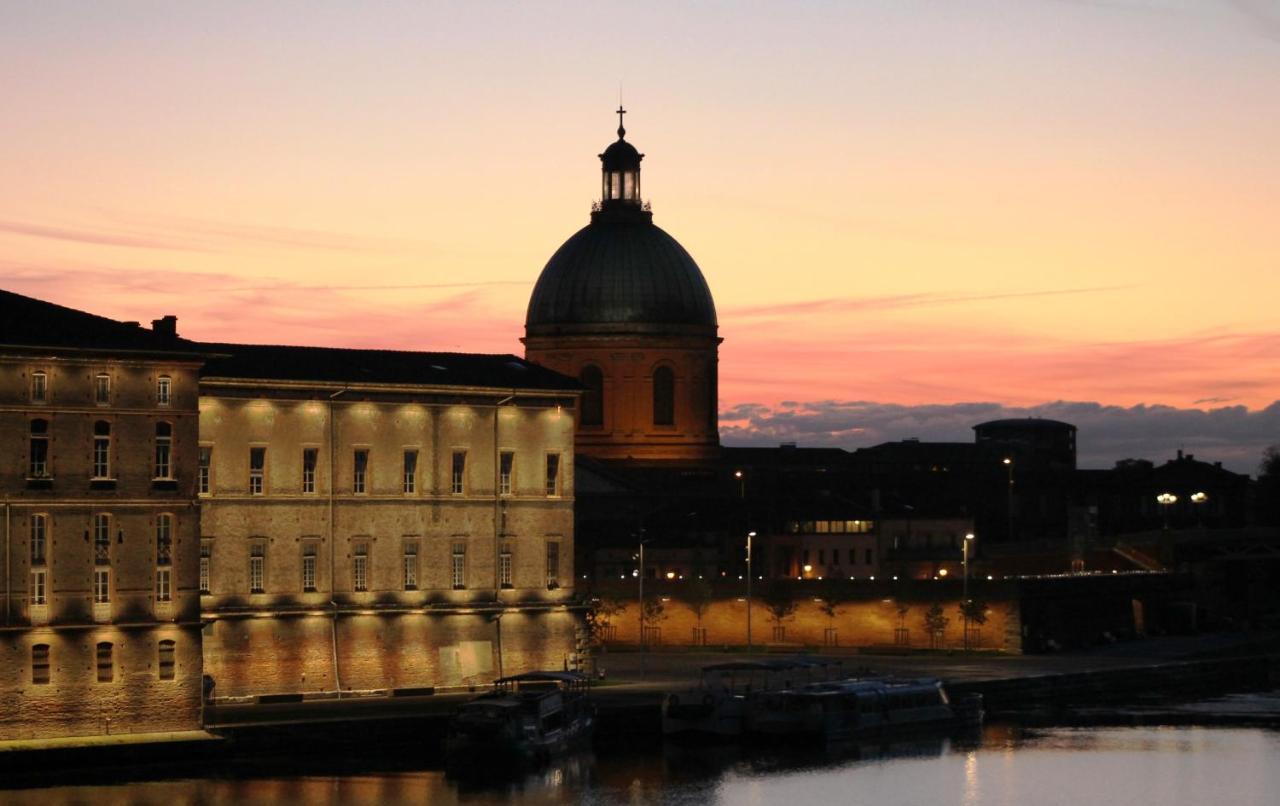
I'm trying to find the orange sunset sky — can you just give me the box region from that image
[2,1,1277,470]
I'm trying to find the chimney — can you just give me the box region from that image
[1176,449,1184,460]
[151,315,178,340]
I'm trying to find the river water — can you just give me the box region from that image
[3,724,1279,805]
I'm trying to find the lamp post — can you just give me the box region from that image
[1190,491,1208,529]
[962,532,975,649]
[746,531,756,651]
[636,533,649,678]
[1156,493,1178,531]
[1002,458,1014,541]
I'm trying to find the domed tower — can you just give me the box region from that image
[523,109,721,463]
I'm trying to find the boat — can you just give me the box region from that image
[662,658,843,738]
[746,676,982,741]
[444,671,595,769]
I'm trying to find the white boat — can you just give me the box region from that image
[746,677,982,741]
[662,658,843,738]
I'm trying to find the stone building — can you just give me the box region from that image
[0,291,205,741]
[196,343,582,698]
[524,109,721,463]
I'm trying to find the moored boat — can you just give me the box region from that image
[746,677,981,741]
[445,671,595,770]
[662,658,843,739]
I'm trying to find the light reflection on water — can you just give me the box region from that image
[5,726,1280,806]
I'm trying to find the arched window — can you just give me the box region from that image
[158,640,176,681]
[652,366,675,426]
[579,365,604,427]
[96,641,114,683]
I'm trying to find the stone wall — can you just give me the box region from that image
[593,589,1021,652]
[201,610,582,698]
[0,625,202,741]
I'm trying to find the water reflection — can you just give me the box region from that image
[4,726,1280,805]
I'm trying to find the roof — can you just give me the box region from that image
[600,137,642,171]
[974,418,1076,432]
[0,288,202,356]
[199,342,579,392]
[525,216,717,331]
[494,671,588,684]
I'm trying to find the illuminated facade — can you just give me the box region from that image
[195,344,581,698]
[0,293,204,741]
[524,110,721,463]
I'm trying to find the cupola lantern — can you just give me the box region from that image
[599,106,643,208]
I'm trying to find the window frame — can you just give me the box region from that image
[499,544,513,589]
[451,451,466,495]
[94,373,111,406]
[249,541,266,594]
[451,542,466,589]
[249,446,266,495]
[353,448,369,495]
[402,540,418,590]
[156,375,172,407]
[30,513,47,566]
[28,418,50,478]
[96,641,114,683]
[93,568,110,604]
[403,449,418,494]
[32,643,51,685]
[156,567,172,602]
[93,513,111,565]
[199,540,212,594]
[92,420,112,479]
[158,640,176,681]
[545,453,561,497]
[198,445,213,495]
[302,447,318,494]
[30,569,47,606]
[499,451,514,497]
[352,541,369,592]
[30,371,48,404]
[546,541,561,589]
[154,422,173,479]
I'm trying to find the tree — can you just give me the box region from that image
[816,579,846,646]
[584,596,625,646]
[641,594,668,645]
[958,598,989,648]
[922,601,949,649]
[762,583,797,641]
[683,578,715,645]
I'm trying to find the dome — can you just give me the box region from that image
[600,139,642,171]
[525,213,718,331]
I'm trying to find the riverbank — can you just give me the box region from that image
[2,633,1277,779]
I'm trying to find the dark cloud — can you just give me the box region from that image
[721,399,1280,474]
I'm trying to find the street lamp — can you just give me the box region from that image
[636,534,649,677]
[746,531,756,651]
[1002,458,1014,541]
[1156,492,1178,531]
[962,532,975,649]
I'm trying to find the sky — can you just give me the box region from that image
[2,1,1277,471]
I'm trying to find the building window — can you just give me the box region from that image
[865,548,874,565]
[29,419,49,478]
[546,542,560,589]
[849,549,856,565]
[199,540,212,594]
[451,451,466,495]
[579,365,604,426]
[157,376,172,407]
[158,640,176,681]
[94,373,111,406]
[154,422,173,479]
[451,542,466,589]
[30,371,48,404]
[302,447,318,494]
[499,451,514,496]
[30,514,47,565]
[96,641,113,683]
[156,513,172,565]
[302,542,318,592]
[546,454,560,497]
[30,569,47,606]
[32,644,51,685]
[403,450,417,494]
[156,567,172,602]
[198,446,212,494]
[499,545,513,589]
[249,542,266,593]
[403,541,418,590]
[94,513,111,565]
[249,447,266,495]
[352,542,368,592]
[653,366,675,426]
[92,421,111,478]
[93,569,110,604]
[353,449,368,494]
